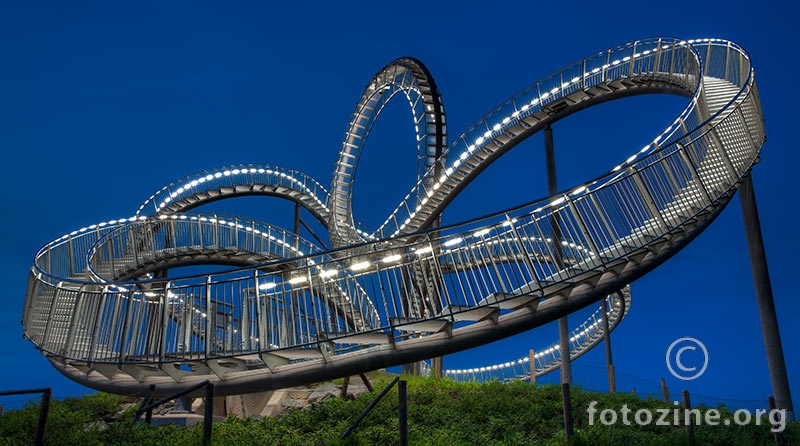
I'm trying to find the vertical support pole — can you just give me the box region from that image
[341,376,351,399]
[529,349,536,387]
[768,396,786,446]
[204,383,214,444]
[660,378,670,403]
[739,175,794,421]
[601,298,615,393]
[545,123,572,386]
[561,383,574,440]
[34,388,51,446]
[682,390,694,441]
[431,357,443,378]
[293,203,301,249]
[398,380,408,446]
[145,385,155,425]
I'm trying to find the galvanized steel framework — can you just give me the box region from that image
[22,38,788,414]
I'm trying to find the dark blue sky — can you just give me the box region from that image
[1,2,796,410]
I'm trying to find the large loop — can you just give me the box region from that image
[329,57,446,248]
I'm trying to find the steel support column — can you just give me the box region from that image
[739,175,794,421]
[545,123,572,386]
[601,297,615,393]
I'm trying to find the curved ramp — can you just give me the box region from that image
[22,38,764,396]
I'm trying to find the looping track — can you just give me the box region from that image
[22,37,764,396]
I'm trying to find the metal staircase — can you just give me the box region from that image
[21,38,765,397]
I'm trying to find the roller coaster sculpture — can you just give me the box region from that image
[23,37,764,396]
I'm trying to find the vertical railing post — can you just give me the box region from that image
[205,276,212,359]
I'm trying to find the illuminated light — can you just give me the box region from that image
[467,144,476,152]
[99,221,108,227]
[611,59,621,65]
[550,87,559,94]
[443,237,463,247]
[232,169,241,175]
[198,177,206,184]
[350,261,371,271]
[511,111,520,118]
[612,165,622,172]
[492,123,501,131]
[257,168,265,173]
[531,98,539,105]
[502,218,517,227]
[475,136,484,145]
[640,145,651,153]
[626,155,637,163]
[176,187,184,194]
[602,64,610,69]
[178,215,187,220]
[591,67,601,74]
[473,228,491,237]
[258,282,277,290]
[459,152,468,160]
[222,170,231,176]
[320,269,338,278]
[570,76,579,83]
[201,313,207,318]
[445,167,454,175]
[623,56,631,62]
[288,276,307,285]
[572,186,586,195]
[541,92,549,99]
[502,117,510,124]
[415,246,433,255]
[205,174,214,181]
[483,130,492,138]
[550,196,566,206]
[426,190,434,198]
[382,254,402,263]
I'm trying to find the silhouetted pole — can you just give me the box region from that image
[545,123,572,386]
[398,380,408,446]
[682,390,694,441]
[601,298,615,393]
[529,349,536,387]
[739,175,794,421]
[35,388,51,446]
[660,378,670,403]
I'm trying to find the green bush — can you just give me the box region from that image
[0,378,797,445]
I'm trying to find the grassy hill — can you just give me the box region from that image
[0,375,796,445]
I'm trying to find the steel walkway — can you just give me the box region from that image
[22,38,764,396]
